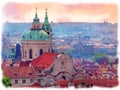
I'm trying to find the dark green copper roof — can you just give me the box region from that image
[22,30,50,41]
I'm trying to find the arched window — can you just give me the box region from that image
[47,27,49,30]
[29,49,33,59]
[40,49,43,56]
[47,32,50,35]
[30,35,32,39]
[34,25,36,29]
[37,25,39,29]
[62,76,66,80]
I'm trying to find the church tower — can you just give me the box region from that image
[21,8,52,61]
[42,9,52,35]
[42,8,53,52]
[31,8,42,30]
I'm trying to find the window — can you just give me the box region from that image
[29,49,33,59]
[62,76,66,80]
[47,32,50,35]
[47,27,49,30]
[29,73,32,76]
[30,79,34,83]
[22,80,26,83]
[40,49,43,56]
[62,61,64,65]
[34,25,35,29]
[61,61,65,69]
[37,25,39,29]
[15,80,18,84]
[42,25,45,30]
[39,70,41,73]
[23,36,25,38]
[30,35,32,39]
[38,79,41,82]
[14,73,17,76]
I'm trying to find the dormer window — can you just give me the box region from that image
[14,73,17,77]
[29,73,32,76]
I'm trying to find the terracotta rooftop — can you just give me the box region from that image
[54,80,71,85]
[29,82,41,88]
[31,52,58,69]
[3,66,35,79]
[19,61,31,67]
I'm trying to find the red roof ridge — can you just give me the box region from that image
[31,52,58,69]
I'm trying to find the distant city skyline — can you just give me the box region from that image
[2,2,118,23]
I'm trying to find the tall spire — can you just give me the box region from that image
[33,8,39,22]
[35,8,38,18]
[31,8,41,30]
[42,8,52,32]
[44,8,49,24]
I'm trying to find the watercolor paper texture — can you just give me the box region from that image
[1,2,118,88]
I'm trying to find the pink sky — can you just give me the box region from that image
[2,2,118,23]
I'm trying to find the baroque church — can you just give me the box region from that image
[21,9,52,61]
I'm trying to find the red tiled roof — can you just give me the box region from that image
[3,66,35,79]
[13,61,21,64]
[31,52,58,69]
[54,80,70,85]
[19,61,31,67]
[29,82,41,88]
[73,79,85,84]
[54,80,70,88]
[1,62,8,70]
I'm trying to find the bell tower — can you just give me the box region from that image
[31,8,42,30]
[42,8,52,35]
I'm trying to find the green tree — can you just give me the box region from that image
[2,76,12,87]
[93,53,109,63]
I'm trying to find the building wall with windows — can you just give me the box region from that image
[21,40,52,61]
[11,77,41,87]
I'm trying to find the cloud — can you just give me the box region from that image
[2,2,118,23]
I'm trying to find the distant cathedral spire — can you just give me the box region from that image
[104,19,108,24]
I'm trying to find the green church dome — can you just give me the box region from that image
[22,30,50,41]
